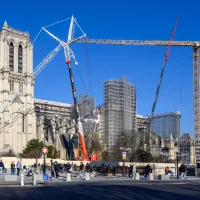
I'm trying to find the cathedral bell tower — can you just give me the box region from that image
[0,21,36,156]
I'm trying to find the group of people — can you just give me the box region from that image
[11,161,21,176]
[51,161,77,179]
[165,163,188,179]
[99,164,116,177]
[0,160,21,176]
[0,159,191,180]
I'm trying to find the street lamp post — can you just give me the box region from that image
[176,151,179,179]
[121,133,125,177]
[119,147,131,177]
[43,126,46,175]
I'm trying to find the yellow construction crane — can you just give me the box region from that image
[75,37,200,141]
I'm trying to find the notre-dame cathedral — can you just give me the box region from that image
[0,21,76,159]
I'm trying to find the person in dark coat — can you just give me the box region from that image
[54,161,60,179]
[85,163,90,173]
[179,163,187,179]
[80,162,84,172]
[129,165,133,178]
[11,161,15,175]
[112,166,116,176]
[144,164,151,179]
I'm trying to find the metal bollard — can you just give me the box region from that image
[0,167,3,176]
[134,172,140,180]
[85,172,90,181]
[21,173,24,186]
[194,167,197,176]
[148,173,154,180]
[66,173,72,182]
[33,173,37,186]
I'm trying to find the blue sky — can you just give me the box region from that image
[0,0,198,136]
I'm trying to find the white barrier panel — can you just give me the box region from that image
[134,172,140,180]
[0,167,3,176]
[4,175,17,181]
[148,173,154,180]
[85,173,90,181]
[66,173,72,182]
[21,174,24,186]
[158,174,170,180]
[33,173,37,186]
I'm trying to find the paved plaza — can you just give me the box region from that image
[1,170,200,199]
[1,169,200,185]
[0,180,200,200]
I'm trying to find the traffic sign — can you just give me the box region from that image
[122,151,126,160]
[43,173,49,181]
[42,147,48,155]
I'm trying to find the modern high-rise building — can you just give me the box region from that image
[150,111,181,141]
[136,112,181,141]
[96,105,105,146]
[104,76,136,161]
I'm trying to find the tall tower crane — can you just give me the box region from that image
[73,27,200,142]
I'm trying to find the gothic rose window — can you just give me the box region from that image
[9,42,14,71]
[18,45,23,73]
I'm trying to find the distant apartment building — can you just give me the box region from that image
[178,133,192,164]
[104,77,136,161]
[96,105,105,147]
[136,114,148,133]
[79,94,96,134]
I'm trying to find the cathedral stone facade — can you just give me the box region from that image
[0,21,36,156]
[0,22,75,159]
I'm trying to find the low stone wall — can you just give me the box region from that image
[0,157,179,172]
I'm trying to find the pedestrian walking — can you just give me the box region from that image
[16,161,21,176]
[54,161,60,179]
[0,160,4,176]
[129,165,133,178]
[143,164,152,179]
[51,162,55,179]
[11,161,15,175]
[112,166,116,176]
[80,162,84,173]
[179,163,187,179]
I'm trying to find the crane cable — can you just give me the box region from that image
[84,38,93,97]
[75,63,88,95]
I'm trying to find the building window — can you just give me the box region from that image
[10,82,14,92]
[18,45,23,73]
[9,43,14,71]
[19,82,23,93]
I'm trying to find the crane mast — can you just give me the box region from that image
[65,16,88,160]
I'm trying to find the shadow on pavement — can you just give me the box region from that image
[0,184,200,200]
